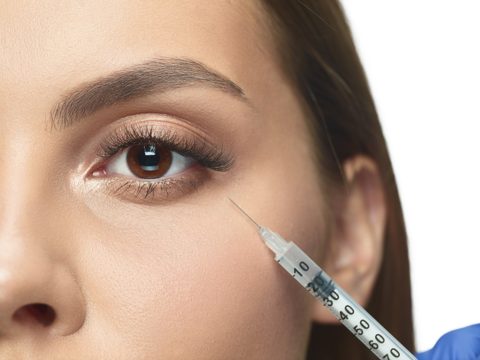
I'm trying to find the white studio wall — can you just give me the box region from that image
[341,0,480,352]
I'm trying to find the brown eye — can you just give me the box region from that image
[126,144,172,179]
[106,143,196,180]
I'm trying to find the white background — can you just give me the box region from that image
[341,1,480,352]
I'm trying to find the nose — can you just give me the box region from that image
[0,224,86,338]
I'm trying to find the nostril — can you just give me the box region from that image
[12,303,56,327]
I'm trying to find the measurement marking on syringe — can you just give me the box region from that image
[228,198,416,360]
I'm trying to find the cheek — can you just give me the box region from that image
[74,207,313,358]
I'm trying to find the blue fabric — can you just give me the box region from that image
[415,324,480,359]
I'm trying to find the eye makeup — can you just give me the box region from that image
[86,121,235,203]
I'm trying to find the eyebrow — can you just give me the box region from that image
[48,57,250,131]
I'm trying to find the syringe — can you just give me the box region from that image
[228,198,416,360]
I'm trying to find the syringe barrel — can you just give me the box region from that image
[262,229,416,360]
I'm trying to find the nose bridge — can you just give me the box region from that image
[0,125,71,266]
[0,120,57,226]
[0,53,65,216]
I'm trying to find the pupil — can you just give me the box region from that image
[138,144,160,171]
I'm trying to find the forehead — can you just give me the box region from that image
[0,0,274,105]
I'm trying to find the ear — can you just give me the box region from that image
[311,155,387,324]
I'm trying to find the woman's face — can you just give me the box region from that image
[0,1,329,358]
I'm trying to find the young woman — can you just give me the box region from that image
[0,1,414,358]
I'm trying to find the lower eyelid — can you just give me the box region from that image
[88,165,208,204]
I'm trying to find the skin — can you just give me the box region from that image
[0,1,387,359]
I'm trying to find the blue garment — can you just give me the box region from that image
[416,324,480,359]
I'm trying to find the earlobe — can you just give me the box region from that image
[310,155,387,324]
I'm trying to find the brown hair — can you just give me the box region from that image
[258,1,416,358]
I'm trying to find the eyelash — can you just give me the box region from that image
[91,123,234,201]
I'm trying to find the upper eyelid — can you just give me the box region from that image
[96,122,208,158]
[92,122,235,173]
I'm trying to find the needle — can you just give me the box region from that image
[227,197,261,230]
